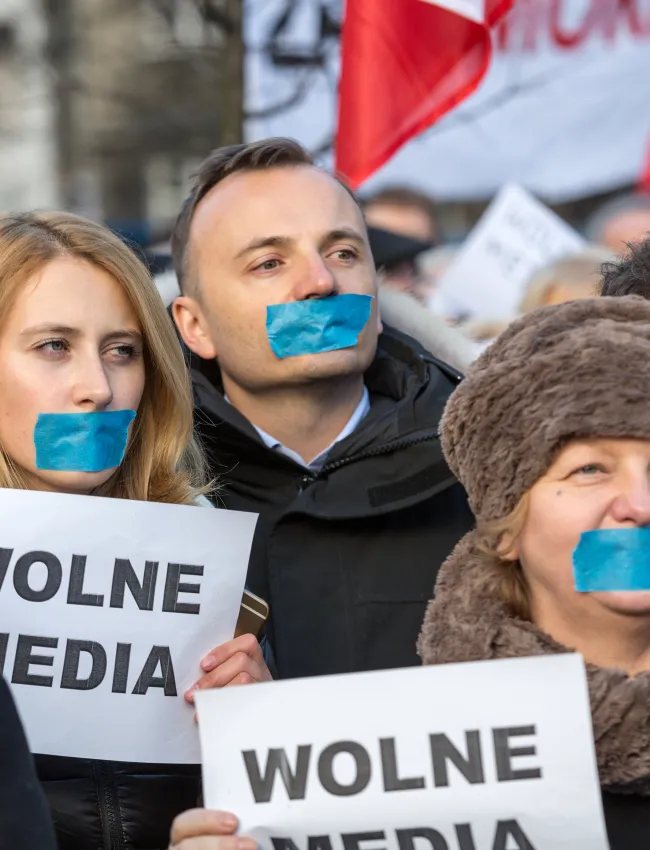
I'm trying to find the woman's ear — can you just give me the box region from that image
[497,532,520,562]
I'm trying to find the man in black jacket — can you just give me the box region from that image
[172,138,474,680]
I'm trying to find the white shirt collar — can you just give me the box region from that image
[225,387,370,473]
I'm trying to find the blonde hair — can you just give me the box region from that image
[519,246,613,314]
[0,211,207,504]
[476,493,531,619]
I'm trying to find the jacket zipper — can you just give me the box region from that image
[297,430,439,490]
[318,430,439,476]
[93,761,125,850]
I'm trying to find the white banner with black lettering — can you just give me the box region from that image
[246,0,650,200]
[0,488,256,764]
[197,655,609,850]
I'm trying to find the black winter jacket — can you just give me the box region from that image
[603,791,650,849]
[192,326,474,679]
[0,678,57,850]
[36,755,199,850]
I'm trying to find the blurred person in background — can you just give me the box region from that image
[585,193,650,253]
[600,237,650,300]
[367,224,432,302]
[461,245,612,350]
[363,185,439,244]
[518,245,612,312]
[421,243,460,308]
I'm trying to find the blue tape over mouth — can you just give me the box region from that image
[573,528,650,592]
[265,294,373,359]
[34,409,137,473]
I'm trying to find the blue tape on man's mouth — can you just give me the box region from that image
[266,294,373,359]
[573,528,650,591]
[34,409,136,473]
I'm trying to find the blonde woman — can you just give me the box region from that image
[0,212,269,850]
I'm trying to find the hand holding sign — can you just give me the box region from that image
[185,634,273,703]
[169,809,256,850]
[0,488,257,764]
[196,655,610,850]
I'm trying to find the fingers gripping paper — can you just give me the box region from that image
[574,528,650,592]
[196,655,609,850]
[0,488,257,763]
[265,294,373,359]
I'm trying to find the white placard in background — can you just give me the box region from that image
[197,654,609,850]
[435,184,585,319]
[0,488,256,764]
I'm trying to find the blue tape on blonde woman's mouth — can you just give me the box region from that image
[573,528,650,591]
[34,409,136,473]
[266,294,373,359]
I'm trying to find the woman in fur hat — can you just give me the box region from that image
[418,295,650,849]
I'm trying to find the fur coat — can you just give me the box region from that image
[418,532,650,796]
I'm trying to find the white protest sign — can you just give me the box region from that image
[197,654,609,850]
[0,488,257,764]
[435,184,585,319]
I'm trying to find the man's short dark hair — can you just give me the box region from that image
[362,185,438,241]
[600,238,650,300]
[171,137,358,295]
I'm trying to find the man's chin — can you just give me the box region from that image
[285,348,371,382]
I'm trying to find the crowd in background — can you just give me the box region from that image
[141,180,650,362]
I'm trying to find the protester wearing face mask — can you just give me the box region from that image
[0,212,270,850]
[418,296,650,848]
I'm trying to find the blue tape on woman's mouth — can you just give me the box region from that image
[573,528,650,592]
[34,409,137,473]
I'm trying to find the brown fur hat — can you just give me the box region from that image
[442,295,650,521]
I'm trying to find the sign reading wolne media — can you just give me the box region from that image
[0,488,257,763]
[197,655,609,850]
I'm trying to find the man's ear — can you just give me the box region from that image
[172,296,218,360]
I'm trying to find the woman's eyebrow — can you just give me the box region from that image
[20,326,143,345]
[101,330,143,345]
[21,324,81,337]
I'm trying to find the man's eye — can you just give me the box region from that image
[254,259,281,272]
[331,248,358,262]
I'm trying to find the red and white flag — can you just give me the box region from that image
[335,0,516,188]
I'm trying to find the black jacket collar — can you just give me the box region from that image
[191,326,462,518]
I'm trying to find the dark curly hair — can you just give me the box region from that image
[600,238,650,300]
